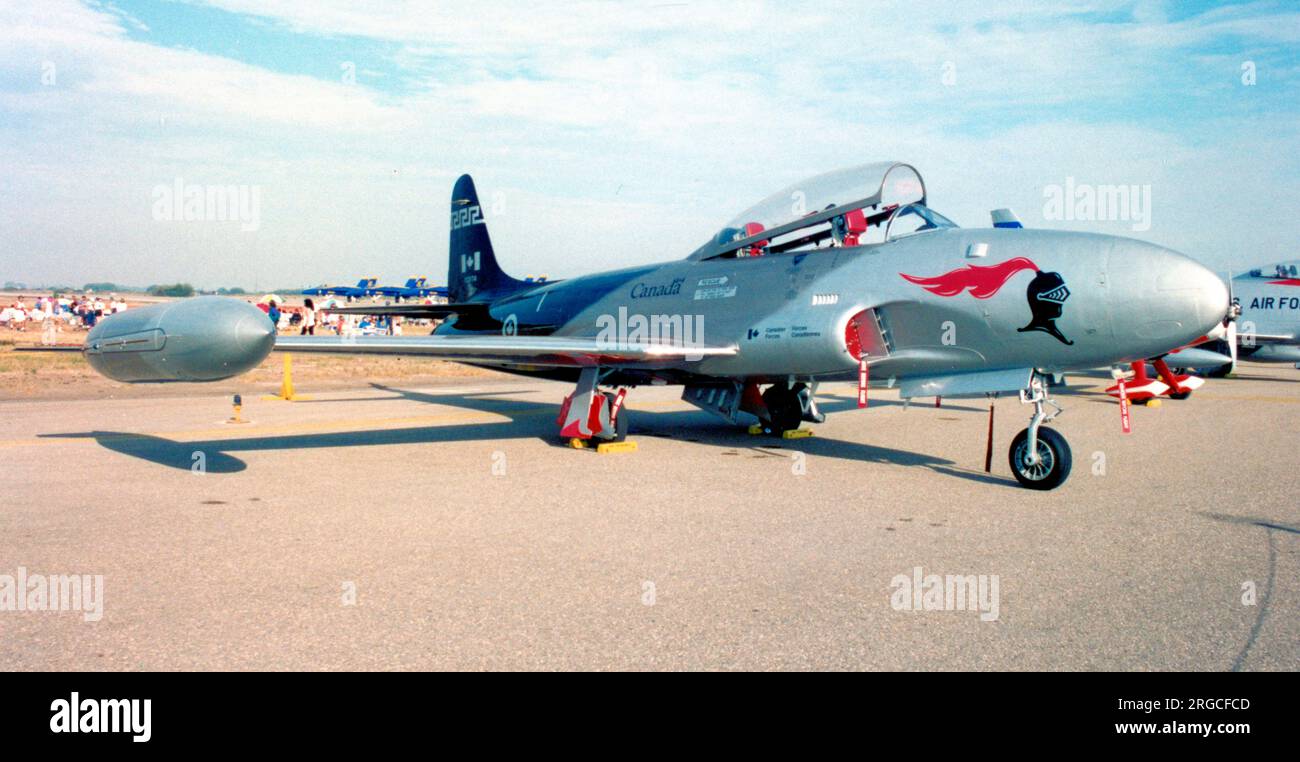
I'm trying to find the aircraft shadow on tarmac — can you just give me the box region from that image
[40,383,1017,487]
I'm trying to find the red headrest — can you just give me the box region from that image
[741,221,769,256]
[844,209,867,234]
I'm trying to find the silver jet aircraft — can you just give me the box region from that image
[1197,263,1300,375]
[79,162,1228,489]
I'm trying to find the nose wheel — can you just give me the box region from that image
[1008,426,1072,489]
[1009,372,1072,490]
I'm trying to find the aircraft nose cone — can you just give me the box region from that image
[1186,259,1230,332]
[1108,241,1229,357]
[1153,250,1229,338]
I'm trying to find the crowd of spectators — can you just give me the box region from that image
[254,296,422,336]
[1,290,434,340]
[0,293,128,336]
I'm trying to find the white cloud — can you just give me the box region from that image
[0,0,1296,288]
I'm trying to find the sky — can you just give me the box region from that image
[0,0,1296,290]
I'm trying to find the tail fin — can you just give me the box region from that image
[448,175,526,302]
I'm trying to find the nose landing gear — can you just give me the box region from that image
[1009,372,1072,490]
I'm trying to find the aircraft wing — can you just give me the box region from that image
[273,334,737,367]
[1239,332,1297,344]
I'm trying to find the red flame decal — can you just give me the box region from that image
[900,257,1039,299]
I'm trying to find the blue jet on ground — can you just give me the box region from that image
[302,278,379,300]
[371,277,448,302]
[76,162,1230,489]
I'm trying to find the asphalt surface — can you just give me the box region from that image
[1,364,1296,670]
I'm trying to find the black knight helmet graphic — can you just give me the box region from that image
[898,257,1075,347]
[1018,270,1073,345]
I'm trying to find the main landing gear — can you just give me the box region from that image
[754,381,823,436]
[556,367,629,445]
[1104,358,1203,404]
[1008,372,1072,490]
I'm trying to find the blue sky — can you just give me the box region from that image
[1,0,1296,288]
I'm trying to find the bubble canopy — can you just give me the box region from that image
[688,162,929,260]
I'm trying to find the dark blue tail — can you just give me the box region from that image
[448,175,526,302]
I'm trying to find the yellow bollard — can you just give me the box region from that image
[263,353,310,401]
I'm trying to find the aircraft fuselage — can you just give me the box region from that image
[445,228,1227,387]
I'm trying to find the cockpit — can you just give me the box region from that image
[687,162,957,261]
[881,202,957,241]
[1248,262,1300,279]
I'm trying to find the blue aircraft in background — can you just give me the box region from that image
[371,277,449,301]
[302,278,379,300]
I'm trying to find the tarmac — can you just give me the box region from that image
[0,363,1296,670]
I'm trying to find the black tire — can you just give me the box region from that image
[603,392,629,442]
[1007,426,1072,490]
[1168,390,1192,400]
[761,385,802,434]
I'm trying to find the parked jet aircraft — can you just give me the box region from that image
[77,162,1228,489]
[1197,263,1300,375]
[371,277,448,301]
[302,278,379,300]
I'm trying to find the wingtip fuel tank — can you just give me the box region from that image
[83,296,275,383]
